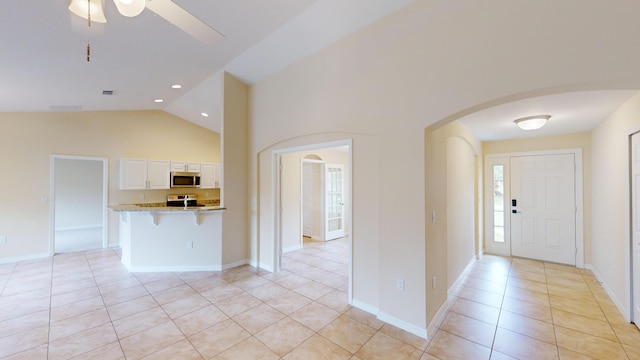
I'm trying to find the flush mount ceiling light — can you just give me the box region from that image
[171,84,182,89]
[514,115,551,131]
[201,112,209,117]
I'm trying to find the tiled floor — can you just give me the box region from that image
[1,239,639,360]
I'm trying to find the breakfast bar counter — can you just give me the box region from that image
[109,203,226,272]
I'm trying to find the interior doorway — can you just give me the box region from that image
[50,155,109,254]
[630,132,640,326]
[274,140,353,299]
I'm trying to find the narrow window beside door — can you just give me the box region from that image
[493,165,505,243]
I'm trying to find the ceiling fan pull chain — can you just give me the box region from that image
[87,0,91,62]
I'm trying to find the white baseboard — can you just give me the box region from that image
[125,264,223,272]
[584,264,630,321]
[222,259,249,270]
[351,299,428,339]
[55,224,102,232]
[377,311,427,339]
[249,259,274,272]
[0,252,50,265]
[427,296,453,339]
[448,257,476,299]
[283,245,303,253]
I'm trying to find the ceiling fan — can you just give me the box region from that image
[68,0,224,45]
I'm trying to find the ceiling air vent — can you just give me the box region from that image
[102,90,116,95]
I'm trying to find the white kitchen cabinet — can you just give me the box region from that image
[187,162,201,172]
[120,158,170,190]
[170,161,186,172]
[200,162,221,189]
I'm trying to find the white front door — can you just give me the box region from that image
[510,154,576,265]
[325,164,345,240]
[630,132,640,326]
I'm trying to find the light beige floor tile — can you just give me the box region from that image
[290,302,340,331]
[112,306,170,339]
[425,330,491,360]
[493,328,558,360]
[546,276,589,291]
[173,304,229,337]
[49,308,111,341]
[380,324,429,350]
[439,312,496,347]
[232,303,286,334]
[101,284,149,306]
[551,308,617,342]
[504,285,551,307]
[49,296,105,323]
[141,339,202,360]
[458,286,504,308]
[185,274,227,293]
[557,346,598,360]
[189,319,251,358]
[420,353,441,360]
[48,323,118,360]
[247,282,290,302]
[161,294,210,319]
[1,344,49,360]
[200,283,244,303]
[612,323,640,347]
[501,296,552,323]
[265,290,312,315]
[151,284,198,305]
[623,344,640,360]
[0,325,49,358]
[450,297,501,325]
[98,276,142,295]
[356,332,423,360]
[506,276,548,294]
[255,317,315,356]
[316,289,352,314]
[106,294,159,321]
[555,326,628,360]
[231,274,271,290]
[274,274,312,290]
[547,284,593,301]
[215,292,262,317]
[71,342,125,360]
[465,277,507,295]
[142,275,186,294]
[498,310,556,344]
[0,309,49,337]
[212,337,279,360]
[51,285,101,308]
[549,295,605,321]
[344,307,386,330]
[489,350,518,359]
[319,315,377,353]
[509,269,547,283]
[284,334,353,360]
[293,281,334,300]
[119,321,186,360]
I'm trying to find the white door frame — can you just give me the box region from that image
[273,139,353,300]
[49,154,109,255]
[484,149,584,267]
[629,130,640,325]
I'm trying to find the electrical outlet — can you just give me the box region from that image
[396,279,405,291]
[0,236,6,244]
[187,241,194,249]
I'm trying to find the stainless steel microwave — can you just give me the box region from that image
[170,171,201,188]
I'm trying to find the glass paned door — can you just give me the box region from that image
[325,164,345,240]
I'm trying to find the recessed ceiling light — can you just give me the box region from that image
[171,84,182,89]
[154,99,164,103]
[201,112,209,117]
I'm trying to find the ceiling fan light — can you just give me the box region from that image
[113,0,146,17]
[69,0,107,23]
[514,115,550,131]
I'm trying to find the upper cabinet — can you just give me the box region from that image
[170,161,202,173]
[120,158,170,190]
[200,162,221,189]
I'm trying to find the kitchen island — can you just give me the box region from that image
[109,203,225,272]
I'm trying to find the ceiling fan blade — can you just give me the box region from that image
[145,0,224,46]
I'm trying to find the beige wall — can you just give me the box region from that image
[221,73,250,267]
[483,133,592,263]
[0,111,220,261]
[425,121,482,326]
[591,92,640,315]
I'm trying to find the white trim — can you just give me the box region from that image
[272,138,354,303]
[55,224,102,232]
[585,264,629,321]
[427,295,454,339]
[448,257,476,299]
[125,265,223,272]
[377,311,427,339]
[283,245,303,253]
[0,252,50,265]
[350,298,378,314]
[483,149,584,267]
[222,259,249,270]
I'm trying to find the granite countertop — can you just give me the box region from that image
[109,200,225,212]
